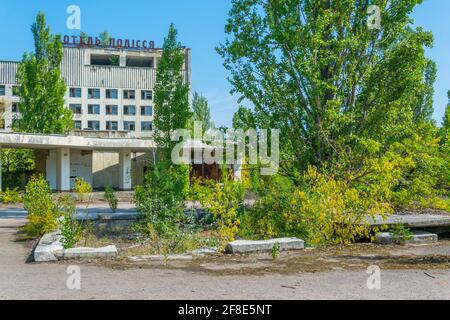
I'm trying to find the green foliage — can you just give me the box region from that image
[153,23,192,161]
[1,149,35,189]
[415,60,437,122]
[192,92,213,132]
[241,167,390,246]
[74,177,92,202]
[58,195,82,249]
[388,224,413,244]
[271,242,280,260]
[134,162,187,237]
[15,12,73,134]
[22,175,57,236]
[104,186,118,213]
[191,174,245,249]
[99,30,111,47]
[0,187,22,204]
[219,1,433,175]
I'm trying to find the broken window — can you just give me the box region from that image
[91,54,120,66]
[141,121,153,131]
[88,104,100,115]
[70,87,82,98]
[126,56,154,68]
[88,88,100,99]
[123,121,135,131]
[105,105,118,115]
[123,90,135,100]
[141,90,153,100]
[70,104,82,114]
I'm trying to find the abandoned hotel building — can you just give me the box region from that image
[0,36,199,191]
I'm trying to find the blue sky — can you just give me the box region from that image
[0,0,448,127]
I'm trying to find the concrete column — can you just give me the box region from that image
[119,149,132,190]
[57,148,71,191]
[46,150,57,190]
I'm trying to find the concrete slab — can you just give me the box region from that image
[34,230,117,262]
[375,231,438,245]
[34,231,64,262]
[128,254,193,262]
[56,245,117,260]
[370,214,450,229]
[226,238,305,254]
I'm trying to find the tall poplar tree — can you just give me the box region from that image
[218,0,434,175]
[15,12,73,134]
[153,23,192,161]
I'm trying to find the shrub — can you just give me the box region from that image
[104,186,118,213]
[238,175,305,240]
[134,162,187,237]
[1,187,22,204]
[22,175,57,237]
[58,195,83,249]
[192,174,244,249]
[74,177,92,202]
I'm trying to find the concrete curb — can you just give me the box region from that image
[226,238,305,254]
[374,231,438,245]
[33,230,118,262]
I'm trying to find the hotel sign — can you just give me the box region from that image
[63,35,155,50]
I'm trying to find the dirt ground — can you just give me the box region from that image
[1,216,450,300]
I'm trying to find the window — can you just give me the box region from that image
[11,103,19,113]
[105,105,118,115]
[69,87,82,98]
[106,121,118,131]
[141,90,153,100]
[123,105,136,115]
[123,121,135,131]
[69,104,82,114]
[123,90,135,100]
[126,56,154,68]
[88,104,100,115]
[141,121,153,131]
[74,121,82,130]
[91,54,120,66]
[106,89,118,99]
[12,86,20,97]
[140,106,152,116]
[0,86,5,96]
[88,88,100,99]
[87,121,100,131]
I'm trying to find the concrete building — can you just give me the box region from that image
[0,39,194,191]
[0,43,191,137]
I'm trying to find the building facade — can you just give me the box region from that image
[0,44,191,138]
[0,42,192,190]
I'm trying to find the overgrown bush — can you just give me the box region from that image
[22,175,57,236]
[74,177,92,202]
[104,186,118,213]
[134,162,187,237]
[191,173,244,249]
[0,187,22,204]
[57,195,83,249]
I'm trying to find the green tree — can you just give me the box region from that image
[153,23,192,161]
[443,91,450,132]
[15,12,73,134]
[99,30,111,47]
[232,106,256,131]
[218,0,433,176]
[192,92,213,132]
[415,59,437,122]
[1,149,35,188]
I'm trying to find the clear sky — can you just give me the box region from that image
[0,0,448,127]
